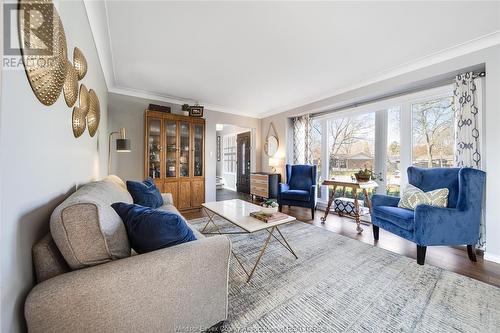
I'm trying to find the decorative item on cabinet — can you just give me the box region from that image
[189,105,204,117]
[250,173,281,200]
[148,104,171,113]
[144,110,205,211]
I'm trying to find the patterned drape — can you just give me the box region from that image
[453,72,484,249]
[292,115,312,164]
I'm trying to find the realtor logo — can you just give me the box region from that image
[4,1,54,57]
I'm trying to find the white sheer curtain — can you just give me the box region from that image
[292,115,312,164]
[453,72,485,249]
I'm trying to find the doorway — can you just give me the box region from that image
[216,124,253,201]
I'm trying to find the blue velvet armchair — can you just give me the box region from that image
[371,167,486,265]
[278,164,317,219]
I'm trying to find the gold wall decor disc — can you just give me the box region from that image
[72,106,87,138]
[78,84,90,114]
[73,47,88,80]
[19,0,68,106]
[63,61,78,107]
[87,89,100,137]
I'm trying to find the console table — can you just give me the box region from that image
[320,179,378,233]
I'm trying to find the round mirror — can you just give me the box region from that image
[265,136,279,157]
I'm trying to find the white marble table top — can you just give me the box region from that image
[202,199,296,233]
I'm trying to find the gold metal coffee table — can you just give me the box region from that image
[201,199,298,282]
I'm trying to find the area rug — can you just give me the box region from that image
[189,217,500,333]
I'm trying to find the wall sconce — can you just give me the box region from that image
[108,128,131,175]
[269,157,280,173]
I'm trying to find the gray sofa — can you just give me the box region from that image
[25,176,231,333]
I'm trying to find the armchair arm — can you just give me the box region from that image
[279,183,289,193]
[161,192,174,205]
[414,204,479,246]
[371,194,400,207]
[310,185,317,204]
[25,236,231,333]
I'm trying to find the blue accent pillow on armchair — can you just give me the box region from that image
[126,178,163,208]
[111,202,196,254]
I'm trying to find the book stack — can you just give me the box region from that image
[250,211,289,223]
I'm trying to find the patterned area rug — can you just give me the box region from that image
[188,217,500,333]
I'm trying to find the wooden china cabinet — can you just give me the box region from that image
[144,110,205,211]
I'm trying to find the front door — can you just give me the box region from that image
[236,131,251,193]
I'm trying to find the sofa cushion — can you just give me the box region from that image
[32,233,70,283]
[280,189,310,202]
[126,178,163,208]
[372,206,415,231]
[50,176,132,270]
[112,202,197,254]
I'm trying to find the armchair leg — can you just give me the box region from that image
[311,207,315,220]
[278,204,282,212]
[373,225,379,240]
[417,245,427,265]
[467,245,477,262]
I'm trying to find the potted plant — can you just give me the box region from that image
[181,104,190,116]
[261,199,279,215]
[354,167,383,182]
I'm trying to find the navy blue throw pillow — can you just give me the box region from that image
[111,202,197,254]
[126,178,163,208]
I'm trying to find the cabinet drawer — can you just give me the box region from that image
[250,178,268,185]
[251,174,268,182]
[251,183,267,191]
[251,188,268,198]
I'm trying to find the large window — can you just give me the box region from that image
[309,85,457,203]
[327,113,375,181]
[223,134,236,173]
[411,96,454,168]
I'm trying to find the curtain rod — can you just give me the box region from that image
[310,71,485,119]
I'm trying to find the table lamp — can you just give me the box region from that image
[269,157,280,173]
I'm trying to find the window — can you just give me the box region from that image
[411,96,454,168]
[328,113,375,181]
[306,84,457,204]
[223,135,236,173]
[386,108,401,196]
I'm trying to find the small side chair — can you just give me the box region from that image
[278,164,317,219]
[371,166,486,265]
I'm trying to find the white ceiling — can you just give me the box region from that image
[86,1,500,118]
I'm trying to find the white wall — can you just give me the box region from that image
[108,93,261,202]
[261,45,500,262]
[0,1,109,331]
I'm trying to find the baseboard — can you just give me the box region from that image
[484,252,500,264]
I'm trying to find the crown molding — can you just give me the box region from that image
[109,86,255,117]
[257,30,500,119]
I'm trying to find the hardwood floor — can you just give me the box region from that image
[184,196,500,288]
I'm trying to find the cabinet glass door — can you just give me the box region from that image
[165,120,177,178]
[193,124,204,177]
[147,118,161,178]
[179,122,190,177]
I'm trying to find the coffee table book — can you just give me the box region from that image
[250,211,289,223]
